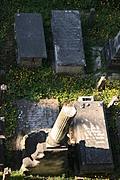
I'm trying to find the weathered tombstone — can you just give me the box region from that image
[73,100,114,176]
[16,99,59,145]
[0,117,5,171]
[51,10,86,74]
[14,13,47,67]
[92,46,102,71]
[2,167,11,180]
[103,31,120,71]
[15,99,59,170]
[21,105,76,176]
[87,8,95,25]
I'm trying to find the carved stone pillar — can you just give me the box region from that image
[46,105,77,146]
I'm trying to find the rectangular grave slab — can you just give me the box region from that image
[14,13,47,67]
[73,101,114,176]
[51,10,86,74]
[103,31,120,71]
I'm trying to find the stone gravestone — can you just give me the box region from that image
[15,99,60,170]
[73,100,114,176]
[0,117,5,170]
[87,8,95,25]
[21,106,76,176]
[14,13,47,67]
[103,31,120,71]
[51,10,86,74]
[16,99,59,150]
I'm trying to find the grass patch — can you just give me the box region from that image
[1,0,120,179]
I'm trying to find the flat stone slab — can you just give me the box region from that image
[51,10,86,73]
[14,13,47,65]
[15,99,59,150]
[73,101,114,175]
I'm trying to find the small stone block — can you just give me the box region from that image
[97,76,106,91]
[87,8,95,25]
[107,96,119,108]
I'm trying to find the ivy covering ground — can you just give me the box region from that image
[0,0,120,179]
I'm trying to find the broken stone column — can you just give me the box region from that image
[87,8,95,25]
[46,106,77,146]
[2,167,11,180]
[97,76,106,91]
[0,84,7,103]
[107,96,119,108]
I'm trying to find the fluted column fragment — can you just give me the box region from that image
[46,106,76,146]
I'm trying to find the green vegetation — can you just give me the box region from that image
[0,0,120,179]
